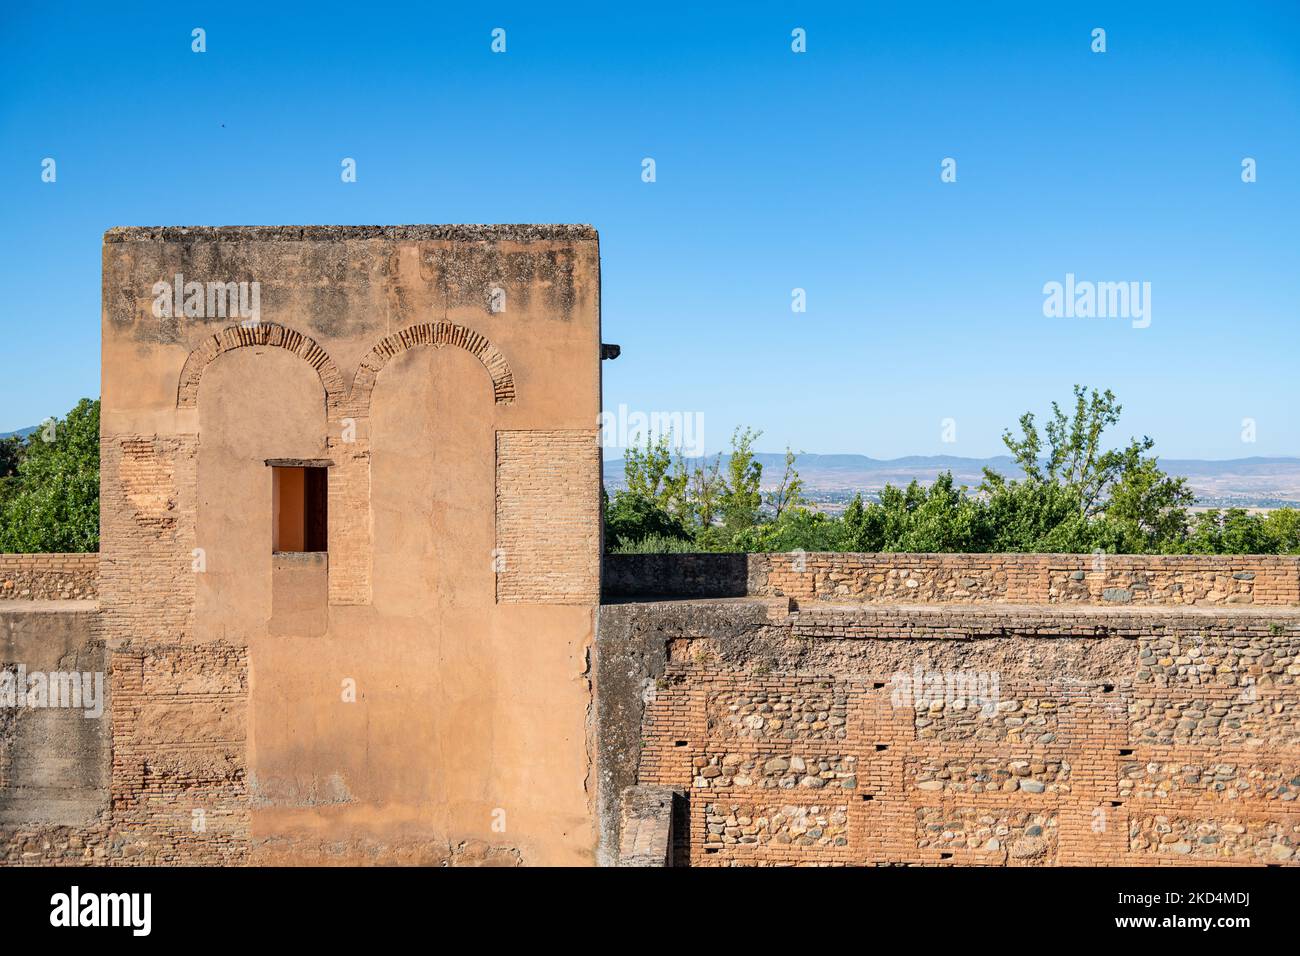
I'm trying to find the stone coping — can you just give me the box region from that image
[104,224,598,243]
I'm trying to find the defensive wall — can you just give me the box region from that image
[597,552,1300,866]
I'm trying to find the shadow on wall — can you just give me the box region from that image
[602,553,749,599]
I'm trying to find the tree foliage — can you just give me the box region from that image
[0,399,100,552]
[603,387,1299,556]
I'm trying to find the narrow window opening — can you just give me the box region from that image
[272,465,328,553]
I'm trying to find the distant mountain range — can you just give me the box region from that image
[0,427,37,440]
[604,453,1300,509]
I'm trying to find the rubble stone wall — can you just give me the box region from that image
[598,593,1300,866]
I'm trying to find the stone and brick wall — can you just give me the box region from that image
[605,552,1300,607]
[0,554,97,601]
[597,559,1300,867]
[107,641,249,865]
[0,602,106,864]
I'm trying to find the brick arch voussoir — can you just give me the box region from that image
[350,322,516,416]
[176,323,347,415]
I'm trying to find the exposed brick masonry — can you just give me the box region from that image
[496,430,600,604]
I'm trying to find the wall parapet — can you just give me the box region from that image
[0,553,98,601]
[603,553,749,599]
[603,552,1300,607]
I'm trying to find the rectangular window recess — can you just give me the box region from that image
[271,464,328,553]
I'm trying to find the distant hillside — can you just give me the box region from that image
[603,453,1300,509]
[0,426,37,440]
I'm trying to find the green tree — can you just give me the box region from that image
[0,434,25,506]
[622,432,688,517]
[600,394,1292,557]
[1104,452,1193,550]
[719,427,762,537]
[603,488,690,550]
[733,506,842,553]
[842,473,989,553]
[766,447,805,520]
[0,399,100,552]
[685,454,724,530]
[0,434,24,480]
[984,385,1191,551]
[839,494,875,551]
[602,432,695,551]
[1185,508,1273,555]
[980,474,1084,551]
[1262,508,1300,554]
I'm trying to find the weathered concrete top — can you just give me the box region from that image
[103,224,598,243]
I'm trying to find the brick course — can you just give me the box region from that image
[496,430,600,604]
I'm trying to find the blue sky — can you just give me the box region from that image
[1,1,1297,459]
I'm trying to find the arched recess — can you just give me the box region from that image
[369,345,497,614]
[350,322,516,414]
[177,323,347,415]
[193,347,329,639]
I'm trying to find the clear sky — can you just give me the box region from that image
[1,1,1297,459]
